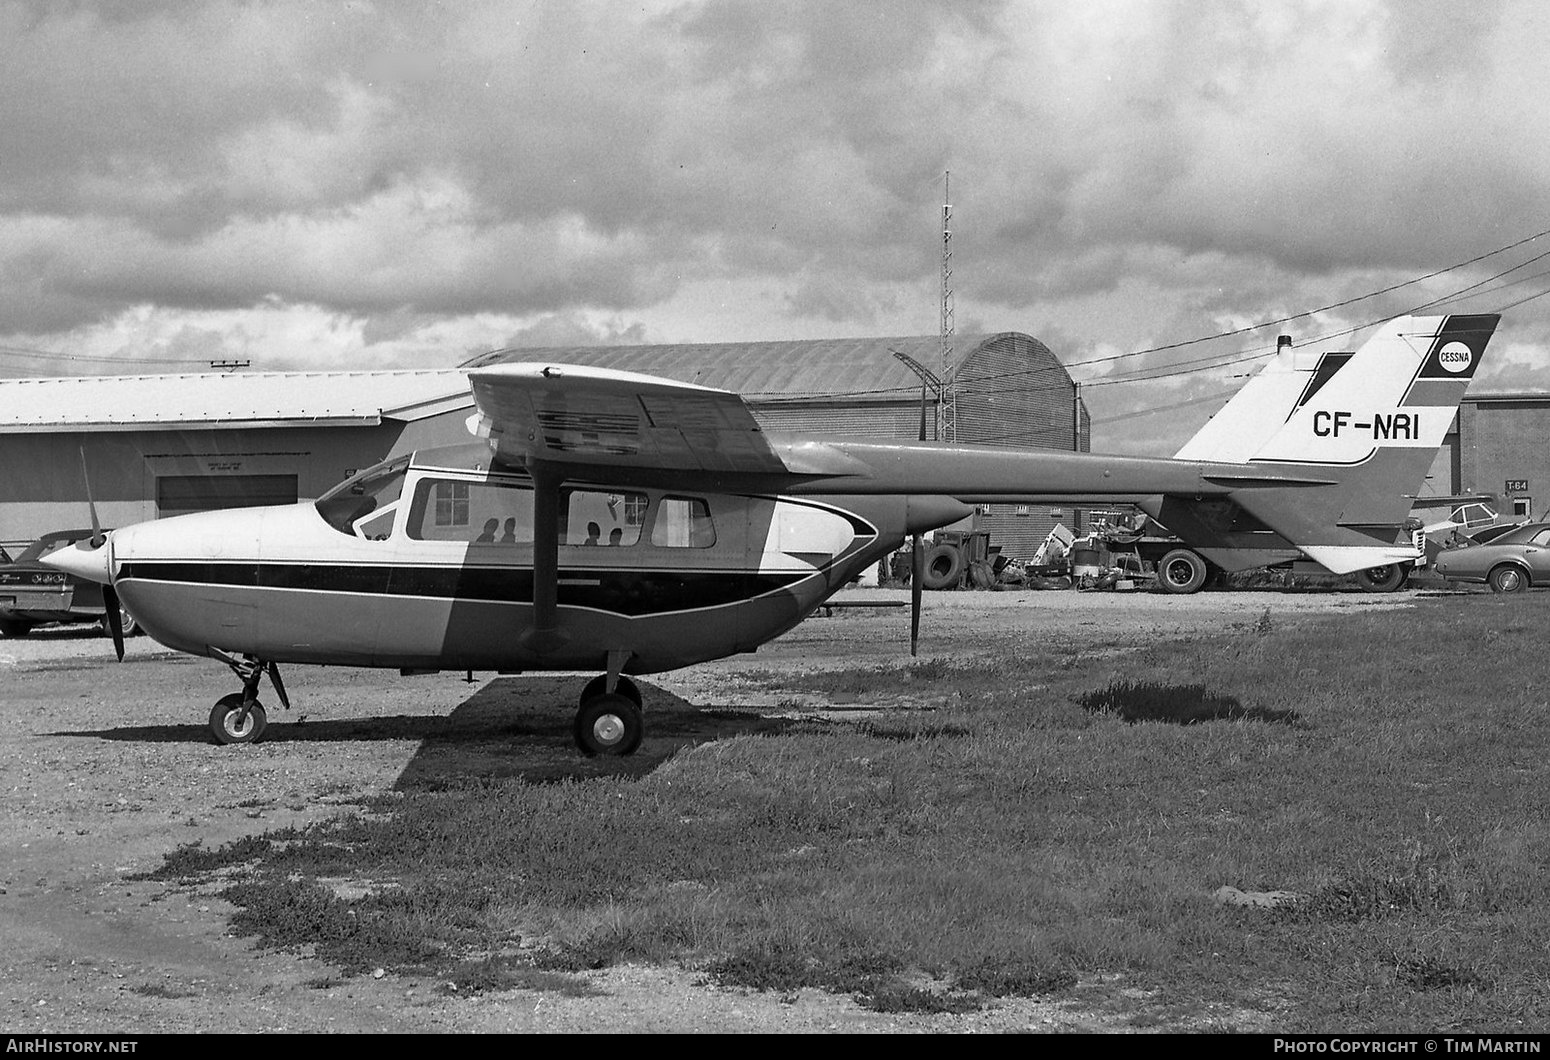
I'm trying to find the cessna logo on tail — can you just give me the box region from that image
[1313,410,1422,440]
[1437,342,1474,374]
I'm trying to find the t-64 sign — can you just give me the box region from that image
[1506,479,1530,493]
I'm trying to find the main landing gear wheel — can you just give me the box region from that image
[579,673,642,707]
[210,693,268,745]
[574,692,643,757]
[1489,565,1529,594]
[1157,549,1209,595]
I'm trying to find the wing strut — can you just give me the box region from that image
[521,462,568,655]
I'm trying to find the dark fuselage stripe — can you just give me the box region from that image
[118,562,811,617]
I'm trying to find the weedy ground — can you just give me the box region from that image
[137,592,1550,1032]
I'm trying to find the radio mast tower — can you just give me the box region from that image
[938,170,957,442]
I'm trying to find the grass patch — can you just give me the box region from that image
[143,593,1550,1031]
[130,834,280,880]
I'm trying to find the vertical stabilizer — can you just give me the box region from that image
[1144,314,1500,576]
[1248,316,1489,466]
[1232,314,1499,572]
[1173,339,1347,463]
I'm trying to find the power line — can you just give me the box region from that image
[1062,224,1550,370]
[0,343,215,368]
[749,228,1550,404]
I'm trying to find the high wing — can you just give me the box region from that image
[466,362,1330,498]
[466,362,870,484]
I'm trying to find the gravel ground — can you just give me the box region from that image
[0,586,1429,1034]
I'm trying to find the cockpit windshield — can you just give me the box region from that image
[315,456,410,536]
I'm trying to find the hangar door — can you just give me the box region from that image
[155,474,298,518]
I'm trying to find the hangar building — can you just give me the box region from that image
[1454,389,1550,521]
[0,332,1088,557]
[0,370,475,549]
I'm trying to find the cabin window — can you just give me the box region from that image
[315,457,409,535]
[562,489,645,546]
[652,496,715,548]
[406,477,535,544]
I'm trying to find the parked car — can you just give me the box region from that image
[1465,522,1524,546]
[0,529,139,638]
[1432,521,1550,593]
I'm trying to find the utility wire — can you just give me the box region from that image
[753,229,1550,403]
[0,343,215,368]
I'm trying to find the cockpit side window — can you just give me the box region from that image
[407,477,535,543]
[354,506,398,541]
[316,457,409,536]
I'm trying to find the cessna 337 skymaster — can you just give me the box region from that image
[46,313,1498,755]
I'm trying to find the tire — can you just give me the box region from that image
[99,606,139,638]
[969,559,996,590]
[209,693,268,745]
[0,618,31,638]
[579,673,642,707]
[573,692,644,757]
[1488,565,1529,594]
[921,544,964,590]
[1157,549,1208,595]
[1354,563,1407,593]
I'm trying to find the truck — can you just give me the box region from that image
[1079,511,1417,594]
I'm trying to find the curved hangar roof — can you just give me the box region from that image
[0,333,1063,432]
[465,333,1063,402]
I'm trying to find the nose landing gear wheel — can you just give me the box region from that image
[210,693,268,745]
[574,692,643,757]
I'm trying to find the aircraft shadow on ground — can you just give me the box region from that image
[391,676,801,788]
[51,676,802,786]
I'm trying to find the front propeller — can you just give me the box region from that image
[101,583,125,662]
[75,446,123,660]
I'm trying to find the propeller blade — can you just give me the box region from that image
[78,448,105,547]
[268,663,291,709]
[102,584,125,662]
[910,533,923,657]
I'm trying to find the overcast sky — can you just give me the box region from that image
[2,0,1548,453]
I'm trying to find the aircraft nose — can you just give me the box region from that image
[42,535,113,585]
